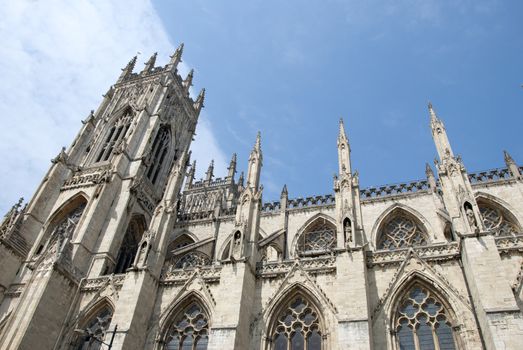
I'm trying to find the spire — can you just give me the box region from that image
[337,118,351,175]
[247,132,262,190]
[281,184,288,197]
[228,153,237,179]
[118,55,137,83]
[205,159,214,182]
[194,88,205,114]
[185,160,196,189]
[183,69,194,95]
[141,52,157,75]
[169,43,184,68]
[428,102,454,161]
[504,150,522,179]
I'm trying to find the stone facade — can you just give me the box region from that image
[0,47,522,350]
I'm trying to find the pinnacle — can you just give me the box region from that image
[338,117,347,139]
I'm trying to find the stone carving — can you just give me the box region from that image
[62,165,111,191]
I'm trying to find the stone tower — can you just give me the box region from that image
[0,45,204,350]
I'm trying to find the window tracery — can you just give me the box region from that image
[395,285,456,350]
[95,111,132,163]
[42,201,86,258]
[75,306,113,350]
[478,202,519,237]
[377,214,427,251]
[164,303,209,350]
[174,251,211,269]
[114,216,145,274]
[146,126,171,184]
[297,219,336,256]
[271,295,322,350]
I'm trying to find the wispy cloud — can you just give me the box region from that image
[0,0,226,213]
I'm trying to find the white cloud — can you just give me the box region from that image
[0,0,226,213]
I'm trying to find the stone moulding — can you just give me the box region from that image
[61,165,112,191]
[160,265,222,286]
[366,242,460,267]
[80,274,126,292]
[256,256,336,278]
[4,283,25,297]
[495,235,523,255]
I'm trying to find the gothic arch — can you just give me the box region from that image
[92,105,134,163]
[385,273,463,350]
[146,125,173,185]
[218,235,233,261]
[371,204,432,250]
[263,284,326,350]
[156,292,212,350]
[69,298,115,350]
[475,192,522,234]
[167,232,197,256]
[114,214,147,273]
[45,192,89,228]
[291,213,337,257]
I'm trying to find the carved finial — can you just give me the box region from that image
[504,150,515,165]
[51,147,67,164]
[425,163,434,177]
[428,101,438,122]
[338,117,347,140]
[254,131,261,152]
[205,160,214,182]
[183,69,194,95]
[142,52,157,75]
[228,153,237,179]
[118,55,137,82]
[169,43,184,67]
[194,88,205,114]
[504,150,522,179]
[81,110,95,125]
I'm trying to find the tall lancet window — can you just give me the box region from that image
[164,302,209,350]
[146,126,171,185]
[270,295,322,350]
[114,216,145,274]
[395,285,457,350]
[95,110,133,163]
[377,211,428,251]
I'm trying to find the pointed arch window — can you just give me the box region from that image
[478,200,519,237]
[395,285,457,350]
[146,126,171,184]
[95,110,132,163]
[74,305,113,350]
[174,251,211,269]
[114,216,145,274]
[297,218,336,256]
[164,303,209,350]
[377,212,428,251]
[270,294,322,350]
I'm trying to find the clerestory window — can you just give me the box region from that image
[377,213,428,251]
[478,202,519,237]
[296,219,336,256]
[395,285,456,350]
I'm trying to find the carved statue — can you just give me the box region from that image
[466,207,478,233]
[344,220,352,243]
[232,231,242,259]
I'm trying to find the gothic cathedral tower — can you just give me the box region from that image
[0,45,203,349]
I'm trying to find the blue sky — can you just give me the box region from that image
[0,0,521,213]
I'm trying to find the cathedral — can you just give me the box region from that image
[0,45,523,350]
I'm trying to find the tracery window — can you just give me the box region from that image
[395,285,456,350]
[75,306,113,350]
[95,111,132,163]
[174,251,211,269]
[377,213,428,251]
[297,219,336,256]
[478,202,519,237]
[271,295,322,350]
[164,303,209,350]
[114,216,145,274]
[146,126,171,184]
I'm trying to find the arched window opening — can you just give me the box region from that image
[261,245,281,262]
[146,126,171,185]
[443,223,454,242]
[174,251,211,269]
[74,305,113,350]
[114,216,145,274]
[377,211,428,251]
[164,303,209,350]
[221,241,231,261]
[477,200,519,237]
[95,111,132,163]
[395,285,457,350]
[270,294,322,350]
[42,198,87,257]
[297,218,336,256]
